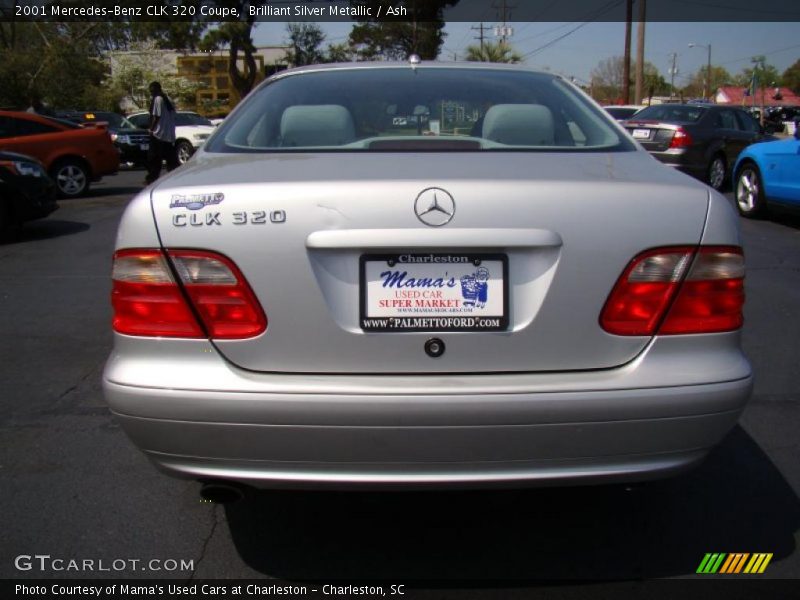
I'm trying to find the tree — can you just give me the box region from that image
[348,0,459,60]
[781,58,800,94]
[0,4,207,110]
[199,2,260,99]
[0,22,108,109]
[590,56,668,103]
[325,42,355,63]
[681,65,732,99]
[465,42,521,63]
[733,60,782,89]
[103,41,204,111]
[285,23,327,67]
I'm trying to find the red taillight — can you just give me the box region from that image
[669,127,693,149]
[600,246,744,336]
[112,249,267,339]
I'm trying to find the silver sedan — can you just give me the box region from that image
[103,62,751,493]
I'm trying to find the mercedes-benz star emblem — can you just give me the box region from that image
[414,188,456,227]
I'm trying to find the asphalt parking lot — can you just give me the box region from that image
[1,169,798,593]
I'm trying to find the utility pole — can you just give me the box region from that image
[752,55,766,125]
[634,0,646,104]
[623,0,632,104]
[471,23,487,53]
[668,52,678,100]
[492,0,515,46]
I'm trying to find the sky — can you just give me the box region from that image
[252,21,800,87]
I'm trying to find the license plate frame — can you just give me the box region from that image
[632,128,651,139]
[359,253,509,332]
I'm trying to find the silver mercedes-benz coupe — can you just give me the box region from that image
[103,62,752,491]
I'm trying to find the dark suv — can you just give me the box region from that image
[57,111,150,167]
[623,104,772,190]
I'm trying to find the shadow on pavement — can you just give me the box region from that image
[87,184,144,197]
[764,210,800,230]
[5,219,90,244]
[224,425,799,582]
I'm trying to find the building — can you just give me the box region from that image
[715,86,800,107]
[177,47,289,116]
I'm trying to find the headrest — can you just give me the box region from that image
[482,104,555,146]
[280,105,355,147]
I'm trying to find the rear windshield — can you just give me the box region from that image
[207,67,634,153]
[87,112,133,129]
[604,107,640,119]
[176,113,213,127]
[632,105,706,123]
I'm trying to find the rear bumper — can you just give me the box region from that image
[649,149,706,179]
[13,179,58,222]
[103,334,752,489]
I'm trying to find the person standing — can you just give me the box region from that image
[145,81,178,184]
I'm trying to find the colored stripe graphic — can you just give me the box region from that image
[699,552,773,574]
[697,553,726,574]
[744,553,773,574]
[720,553,749,573]
[733,553,750,573]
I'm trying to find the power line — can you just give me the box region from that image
[492,0,516,45]
[717,43,800,67]
[520,0,625,60]
[471,23,488,52]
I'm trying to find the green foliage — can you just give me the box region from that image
[103,42,204,111]
[0,23,107,109]
[465,42,521,63]
[325,42,355,63]
[348,0,459,60]
[0,15,207,110]
[733,59,782,88]
[198,4,259,98]
[783,59,800,94]
[285,23,327,67]
[680,65,732,98]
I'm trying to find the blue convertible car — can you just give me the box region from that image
[733,124,800,218]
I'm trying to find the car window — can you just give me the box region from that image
[13,118,59,136]
[605,107,639,120]
[209,67,632,153]
[175,113,213,127]
[713,110,739,130]
[44,116,82,129]
[128,114,149,128]
[632,105,705,123]
[735,110,761,133]
[84,112,127,128]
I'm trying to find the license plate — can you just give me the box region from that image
[140,144,149,151]
[360,253,508,332]
[632,128,651,139]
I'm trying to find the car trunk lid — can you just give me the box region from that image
[150,151,709,374]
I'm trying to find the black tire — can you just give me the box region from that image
[735,162,766,218]
[176,140,193,165]
[706,154,727,191]
[51,158,90,198]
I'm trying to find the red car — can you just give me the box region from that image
[0,111,119,197]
